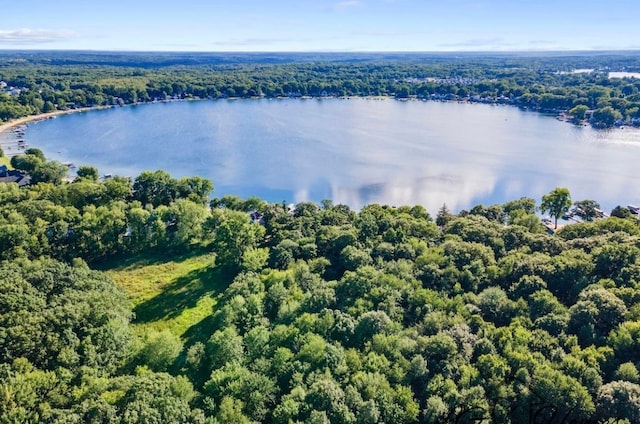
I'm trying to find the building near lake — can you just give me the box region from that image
[0,165,31,187]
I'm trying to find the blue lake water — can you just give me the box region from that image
[24,98,640,213]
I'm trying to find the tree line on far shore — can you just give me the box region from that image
[1,51,639,128]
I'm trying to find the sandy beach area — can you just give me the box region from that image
[0,106,110,136]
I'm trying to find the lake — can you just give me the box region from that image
[609,72,640,79]
[24,99,640,213]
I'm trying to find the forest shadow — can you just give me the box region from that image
[181,314,220,346]
[132,264,233,324]
[93,247,210,272]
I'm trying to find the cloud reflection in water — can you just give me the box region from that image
[24,98,640,214]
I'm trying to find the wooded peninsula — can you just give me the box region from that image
[1,51,640,423]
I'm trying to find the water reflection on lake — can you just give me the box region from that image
[25,99,640,213]
[609,71,640,79]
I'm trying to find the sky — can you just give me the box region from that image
[0,0,639,52]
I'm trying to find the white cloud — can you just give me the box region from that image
[0,28,76,44]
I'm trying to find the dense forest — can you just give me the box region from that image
[1,51,640,128]
[2,144,640,422]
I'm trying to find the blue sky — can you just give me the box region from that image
[1,0,638,52]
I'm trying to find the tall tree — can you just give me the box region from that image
[132,169,177,207]
[541,187,572,229]
[209,209,266,270]
[30,161,68,185]
[436,204,453,227]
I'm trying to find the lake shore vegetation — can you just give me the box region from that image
[1,51,639,130]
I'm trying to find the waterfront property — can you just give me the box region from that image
[0,165,30,186]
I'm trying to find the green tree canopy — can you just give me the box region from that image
[541,187,572,229]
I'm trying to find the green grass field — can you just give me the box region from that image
[103,251,231,342]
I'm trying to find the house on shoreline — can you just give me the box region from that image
[0,165,31,187]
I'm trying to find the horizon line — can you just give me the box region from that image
[1,48,640,55]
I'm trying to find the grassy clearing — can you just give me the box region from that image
[103,251,230,340]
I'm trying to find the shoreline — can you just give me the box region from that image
[0,106,114,136]
[0,97,205,138]
[2,97,637,214]
[1,96,635,142]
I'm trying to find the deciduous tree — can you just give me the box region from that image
[541,187,572,229]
